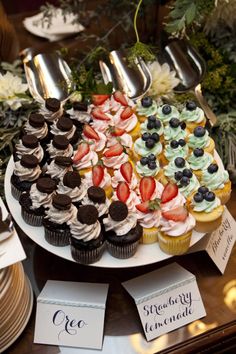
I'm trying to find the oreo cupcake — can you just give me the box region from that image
[19,177,56,226]
[39,97,63,124]
[57,171,87,208]
[43,194,77,246]
[46,156,73,183]
[103,201,143,259]
[14,134,44,164]
[81,186,110,225]
[23,113,49,145]
[11,155,41,200]
[50,115,79,145]
[69,205,105,264]
[46,135,74,160]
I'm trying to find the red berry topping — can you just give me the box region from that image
[92,165,104,186]
[92,94,109,106]
[121,106,133,120]
[139,176,156,202]
[162,206,188,222]
[136,199,160,213]
[83,124,99,141]
[114,91,128,106]
[73,142,89,163]
[110,127,126,137]
[136,201,149,213]
[120,161,132,183]
[92,108,110,121]
[161,182,178,203]
[103,143,123,158]
[116,181,130,203]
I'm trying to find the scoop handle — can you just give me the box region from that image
[194,84,217,126]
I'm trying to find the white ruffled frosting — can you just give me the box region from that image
[160,213,196,236]
[15,141,44,162]
[24,121,48,140]
[46,160,73,179]
[13,161,41,181]
[29,183,54,210]
[45,204,77,225]
[46,141,73,158]
[103,212,137,236]
[66,108,91,123]
[69,218,101,242]
[137,209,161,228]
[81,195,110,217]
[39,103,64,122]
[57,179,87,202]
[50,121,76,140]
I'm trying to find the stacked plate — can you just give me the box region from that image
[0,262,33,353]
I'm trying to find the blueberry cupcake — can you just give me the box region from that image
[140,115,164,141]
[188,126,215,155]
[69,205,105,264]
[174,168,200,200]
[156,104,180,125]
[136,154,162,180]
[19,177,57,226]
[163,118,188,142]
[103,201,143,259]
[23,113,49,145]
[57,171,87,208]
[11,155,42,200]
[160,138,188,166]
[180,101,206,133]
[188,148,214,179]
[14,134,44,164]
[81,186,110,225]
[43,194,77,246]
[46,156,73,182]
[164,157,191,183]
[136,96,158,123]
[133,132,162,161]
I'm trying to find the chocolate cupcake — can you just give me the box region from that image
[103,201,143,259]
[57,171,87,208]
[46,135,74,160]
[11,155,42,200]
[69,205,105,264]
[43,194,77,246]
[39,97,63,124]
[50,115,79,144]
[14,134,44,163]
[23,113,49,145]
[19,177,57,226]
[46,156,73,182]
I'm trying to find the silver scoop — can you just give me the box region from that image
[24,52,73,103]
[163,40,217,126]
[99,49,152,100]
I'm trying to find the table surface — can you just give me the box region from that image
[3,9,236,354]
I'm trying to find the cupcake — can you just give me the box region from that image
[136,154,162,180]
[19,177,56,226]
[113,106,140,140]
[69,205,105,264]
[50,116,77,143]
[160,182,186,212]
[90,94,111,113]
[160,139,188,166]
[112,181,140,213]
[158,206,196,255]
[188,126,215,155]
[112,161,138,190]
[133,132,162,161]
[43,194,77,246]
[91,108,113,133]
[102,142,129,173]
[189,189,224,233]
[73,142,98,176]
[201,163,231,205]
[84,164,112,198]
[173,169,200,200]
[106,127,133,149]
[110,91,134,114]
[180,101,206,133]
[11,155,41,200]
[140,116,164,140]
[14,134,44,163]
[39,97,63,123]
[163,118,188,142]
[67,101,90,125]
[46,135,73,160]
[103,201,142,258]
[57,171,87,208]
[81,186,110,224]
[23,113,48,144]
[135,96,158,123]
[164,157,191,183]
[188,148,214,179]
[82,124,106,153]
[156,104,180,125]
[46,156,73,182]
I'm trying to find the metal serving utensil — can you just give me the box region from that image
[99,49,152,100]
[163,39,217,126]
[24,52,73,103]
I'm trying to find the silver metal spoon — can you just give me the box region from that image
[24,52,73,103]
[163,40,217,126]
[99,49,152,100]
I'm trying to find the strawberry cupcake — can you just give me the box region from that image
[84,164,112,198]
[111,161,138,190]
[110,91,134,114]
[106,127,133,149]
[102,142,129,174]
[82,124,106,154]
[160,183,186,213]
[89,94,111,113]
[91,107,113,133]
[73,142,98,176]
[113,106,140,140]
[112,182,140,213]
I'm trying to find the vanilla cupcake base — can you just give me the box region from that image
[189,205,224,233]
[214,180,231,205]
[158,230,192,255]
[140,227,158,244]
[186,118,206,133]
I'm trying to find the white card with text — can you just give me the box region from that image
[34,280,109,349]
[122,263,206,341]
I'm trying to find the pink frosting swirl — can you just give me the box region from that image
[161,190,186,212]
[111,169,138,190]
[160,213,196,236]
[110,95,135,113]
[102,152,128,169]
[137,209,161,228]
[91,114,113,133]
[84,168,111,189]
[88,99,111,113]
[73,150,98,170]
[106,132,132,148]
[83,131,107,152]
[113,107,138,132]
[137,180,164,200]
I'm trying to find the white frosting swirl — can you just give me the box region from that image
[57,179,87,202]
[81,195,110,217]
[15,141,44,162]
[24,121,48,140]
[46,160,73,179]
[66,108,91,123]
[14,161,41,181]
[46,141,73,158]
[103,212,137,236]
[69,218,101,242]
[50,121,76,140]
[29,183,54,209]
[39,104,64,122]
[45,204,77,224]
[137,209,161,228]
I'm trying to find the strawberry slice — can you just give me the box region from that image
[139,176,156,202]
[136,199,160,213]
[92,108,110,121]
[110,127,126,137]
[136,201,149,213]
[162,206,188,222]
[114,91,128,106]
[83,124,99,141]
[73,142,89,163]
[161,182,178,203]
[121,106,133,120]
[92,94,109,106]
[92,165,104,186]
[117,182,130,203]
[120,161,132,183]
[103,143,123,158]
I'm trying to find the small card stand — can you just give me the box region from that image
[34,280,109,350]
[122,263,206,341]
[189,207,236,274]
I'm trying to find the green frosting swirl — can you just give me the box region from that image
[180,107,205,123]
[157,105,180,124]
[192,197,221,213]
[164,144,189,161]
[188,130,210,149]
[136,101,158,116]
[140,120,164,135]
[201,169,229,190]
[136,160,160,177]
[164,126,187,141]
[134,138,162,157]
[179,174,200,198]
[164,159,190,181]
[188,152,213,170]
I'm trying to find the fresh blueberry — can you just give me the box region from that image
[181,122,186,130]
[148,153,156,161]
[204,191,216,202]
[207,163,218,174]
[154,119,161,129]
[151,133,160,142]
[170,140,179,149]
[193,148,204,157]
[148,115,156,122]
[198,186,209,195]
[162,104,171,115]
[180,176,190,186]
[183,168,193,178]
[194,192,204,203]
[141,96,153,108]
[142,132,150,141]
[148,161,157,170]
[169,118,180,128]
[178,139,186,147]
[140,157,148,166]
[147,121,155,130]
[175,157,185,168]
[194,126,206,137]
[174,171,183,181]
[145,138,155,149]
[186,101,197,111]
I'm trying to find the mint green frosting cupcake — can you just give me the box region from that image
[201,169,229,190]
[134,138,162,157]
[178,174,200,198]
[192,196,221,213]
[136,160,160,177]
[164,126,187,141]
[157,105,180,124]
[164,143,189,162]
[140,119,164,135]
[188,152,214,171]
[164,158,190,181]
[136,100,158,117]
[180,107,205,123]
[188,130,210,149]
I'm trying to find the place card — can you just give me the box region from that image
[122,263,206,341]
[34,280,109,349]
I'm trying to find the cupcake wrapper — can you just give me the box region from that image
[44,227,70,246]
[70,242,105,264]
[158,231,191,255]
[21,208,43,226]
[106,240,139,259]
[141,227,158,244]
[11,184,22,201]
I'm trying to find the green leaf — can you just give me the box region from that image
[185,3,196,25]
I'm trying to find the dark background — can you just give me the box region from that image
[1,0,58,14]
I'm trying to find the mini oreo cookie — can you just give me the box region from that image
[88,186,106,204]
[77,205,98,225]
[45,98,61,112]
[52,194,71,210]
[63,171,81,189]
[52,135,69,150]
[21,154,39,168]
[57,117,73,132]
[22,134,39,149]
[29,113,45,127]
[73,102,88,111]
[109,201,128,222]
[36,177,57,194]
[54,156,73,167]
